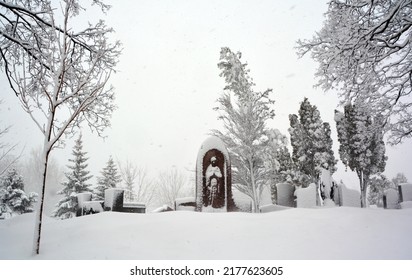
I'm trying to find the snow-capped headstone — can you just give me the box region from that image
[75,192,92,216]
[383,189,399,209]
[295,183,317,208]
[104,188,124,211]
[276,183,295,207]
[82,201,104,214]
[195,136,235,212]
[175,197,196,211]
[398,183,412,203]
[338,183,361,207]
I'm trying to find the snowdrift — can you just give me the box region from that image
[0,207,411,260]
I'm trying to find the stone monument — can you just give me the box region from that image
[195,136,235,212]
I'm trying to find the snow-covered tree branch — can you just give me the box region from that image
[0,0,120,254]
[297,0,412,144]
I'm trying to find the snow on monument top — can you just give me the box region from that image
[196,136,229,161]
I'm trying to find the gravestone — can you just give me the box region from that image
[195,136,235,212]
[337,183,361,207]
[383,188,399,209]
[175,197,196,211]
[104,188,124,212]
[398,183,412,203]
[276,183,295,207]
[75,192,93,216]
[295,183,317,208]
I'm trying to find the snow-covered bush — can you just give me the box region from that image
[0,169,38,218]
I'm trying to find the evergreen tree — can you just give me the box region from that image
[0,168,37,217]
[288,98,337,183]
[95,156,122,200]
[212,47,275,212]
[53,134,93,219]
[335,102,387,207]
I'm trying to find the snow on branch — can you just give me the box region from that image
[297,0,412,144]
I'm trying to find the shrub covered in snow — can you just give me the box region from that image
[0,169,38,218]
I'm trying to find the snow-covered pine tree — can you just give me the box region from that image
[53,134,93,219]
[335,102,387,208]
[288,97,337,184]
[212,47,275,212]
[0,168,38,217]
[95,156,122,200]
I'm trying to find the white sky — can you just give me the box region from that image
[1,0,411,189]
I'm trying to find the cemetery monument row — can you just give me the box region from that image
[195,136,235,212]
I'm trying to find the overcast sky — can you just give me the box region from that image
[1,0,411,189]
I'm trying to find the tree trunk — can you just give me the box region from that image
[249,158,259,213]
[359,170,368,208]
[32,146,50,255]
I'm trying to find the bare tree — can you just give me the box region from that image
[118,160,155,206]
[297,0,412,144]
[0,1,120,254]
[155,169,188,207]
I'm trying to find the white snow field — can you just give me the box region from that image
[0,207,411,260]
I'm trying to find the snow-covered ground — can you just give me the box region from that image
[0,207,411,260]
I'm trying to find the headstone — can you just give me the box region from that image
[337,183,361,207]
[320,168,333,200]
[82,201,104,214]
[383,189,399,209]
[195,136,235,212]
[175,197,196,211]
[295,183,317,208]
[104,188,124,211]
[276,183,295,207]
[75,192,93,216]
[122,202,146,213]
[398,183,412,202]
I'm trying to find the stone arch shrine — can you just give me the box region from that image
[195,136,235,212]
